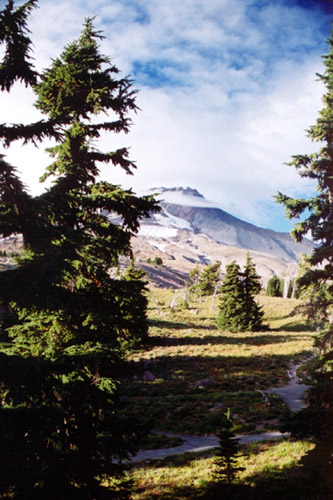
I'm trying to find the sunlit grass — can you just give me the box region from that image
[238,439,315,481]
[120,290,314,435]
[128,439,315,500]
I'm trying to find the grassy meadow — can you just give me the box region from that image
[116,289,332,499]
[119,290,313,436]
[129,439,316,500]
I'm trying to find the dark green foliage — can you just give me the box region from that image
[276,31,333,441]
[188,264,200,289]
[266,275,283,297]
[0,352,140,500]
[286,278,301,298]
[243,255,264,331]
[190,261,221,296]
[213,409,244,486]
[217,257,263,332]
[153,256,163,266]
[217,261,247,332]
[0,3,158,498]
[0,0,38,90]
[120,261,150,348]
[200,261,221,296]
[266,275,299,299]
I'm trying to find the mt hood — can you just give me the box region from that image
[128,187,314,287]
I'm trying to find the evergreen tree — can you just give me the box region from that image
[243,254,264,330]
[276,30,333,441]
[213,409,244,486]
[188,264,200,293]
[190,261,221,297]
[295,255,330,325]
[0,0,38,90]
[217,261,246,332]
[199,261,221,296]
[266,275,283,297]
[152,256,163,266]
[189,264,200,282]
[217,259,263,332]
[0,3,158,498]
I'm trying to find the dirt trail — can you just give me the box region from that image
[129,360,310,464]
[130,431,288,463]
[265,362,310,413]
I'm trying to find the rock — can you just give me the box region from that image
[189,378,217,390]
[209,402,227,412]
[143,370,156,381]
[144,359,153,369]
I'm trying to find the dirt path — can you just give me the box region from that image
[265,362,310,412]
[130,430,288,463]
[129,360,310,464]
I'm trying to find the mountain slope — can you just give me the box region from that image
[140,187,313,262]
[159,203,313,262]
[128,187,315,287]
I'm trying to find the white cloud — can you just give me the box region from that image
[0,0,330,232]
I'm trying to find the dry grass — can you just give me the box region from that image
[128,439,315,500]
[119,290,313,435]
[117,290,327,500]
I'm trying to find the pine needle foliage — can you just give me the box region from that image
[217,261,247,332]
[243,254,264,330]
[276,30,333,440]
[189,261,221,296]
[0,0,38,90]
[266,275,283,297]
[0,2,158,498]
[217,256,263,332]
[213,409,245,486]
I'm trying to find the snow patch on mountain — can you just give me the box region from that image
[138,210,193,237]
[147,241,168,252]
[138,225,178,238]
[136,186,314,269]
[155,211,193,230]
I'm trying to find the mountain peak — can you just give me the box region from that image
[182,187,204,198]
[150,186,205,199]
[140,185,315,264]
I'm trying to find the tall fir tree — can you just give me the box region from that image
[276,30,333,444]
[243,254,263,331]
[217,259,263,332]
[217,261,246,332]
[0,0,38,90]
[0,2,158,498]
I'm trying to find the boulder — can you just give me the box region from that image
[209,402,227,412]
[143,370,156,381]
[189,378,217,390]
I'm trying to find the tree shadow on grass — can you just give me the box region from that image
[232,439,332,500]
[131,441,332,500]
[147,333,312,349]
[148,318,216,331]
[271,321,315,333]
[119,353,298,399]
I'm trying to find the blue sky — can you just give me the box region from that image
[0,0,332,232]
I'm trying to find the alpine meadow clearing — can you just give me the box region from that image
[115,289,328,500]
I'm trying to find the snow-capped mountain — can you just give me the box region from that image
[139,187,313,260]
[131,187,314,287]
